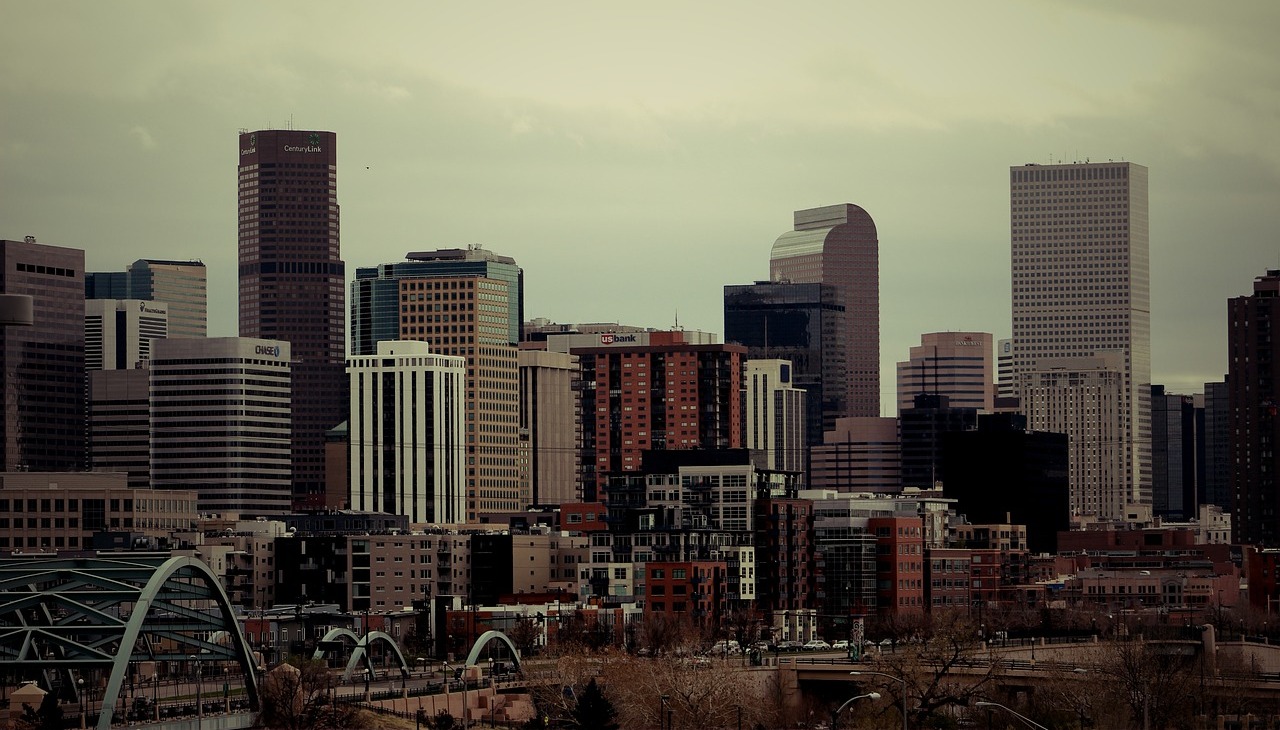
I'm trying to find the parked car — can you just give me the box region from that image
[777,640,804,651]
[831,639,850,650]
[803,639,832,651]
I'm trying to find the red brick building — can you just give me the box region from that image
[870,516,925,616]
[645,560,727,625]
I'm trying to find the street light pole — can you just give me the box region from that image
[831,692,880,730]
[850,671,908,730]
[974,701,1049,730]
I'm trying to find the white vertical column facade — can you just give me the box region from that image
[745,359,806,473]
[348,341,466,524]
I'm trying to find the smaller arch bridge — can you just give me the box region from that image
[0,554,260,730]
[462,630,521,671]
[313,627,411,682]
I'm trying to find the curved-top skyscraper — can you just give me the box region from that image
[769,204,880,418]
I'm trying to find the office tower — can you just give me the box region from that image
[1022,354,1128,521]
[744,359,806,473]
[84,299,167,371]
[1227,270,1280,547]
[724,281,845,456]
[347,341,466,524]
[1151,385,1198,521]
[996,338,1015,400]
[150,337,292,516]
[351,247,524,520]
[1010,161,1151,513]
[941,413,1070,554]
[238,129,346,510]
[552,330,745,501]
[88,368,151,488]
[86,260,206,339]
[1202,379,1231,510]
[0,238,86,472]
[808,417,900,493]
[770,204,879,418]
[518,349,580,506]
[896,331,993,414]
[898,394,978,488]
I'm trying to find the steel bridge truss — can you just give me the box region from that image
[0,554,260,730]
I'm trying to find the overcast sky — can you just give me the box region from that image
[3,1,1278,415]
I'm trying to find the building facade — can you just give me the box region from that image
[1010,161,1151,513]
[0,238,86,472]
[1228,270,1280,547]
[88,259,207,339]
[896,332,993,414]
[809,417,900,493]
[1151,384,1198,521]
[347,341,467,524]
[770,204,879,418]
[518,349,580,506]
[88,368,152,488]
[744,359,806,473]
[84,299,167,371]
[238,129,347,511]
[1022,354,1128,521]
[150,337,292,516]
[559,330,745,500]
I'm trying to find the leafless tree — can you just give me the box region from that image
[255,658,368,730]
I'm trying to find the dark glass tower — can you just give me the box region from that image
[238,129,346,510]
[724,281,845,455]
[1,238,86,471]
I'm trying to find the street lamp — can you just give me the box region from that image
[78,677,86,730]
[850,671,908,730]
[831,692,880,730]
[190,655,202,730]
[660,693,670,730]
[975,701,1049,730]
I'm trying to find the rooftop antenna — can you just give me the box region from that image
[674,308,679,330]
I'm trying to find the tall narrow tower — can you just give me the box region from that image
[1010,161,1151,518]
[1228,270,1280,546]
[238,129,347,510]
[769,204,879,418]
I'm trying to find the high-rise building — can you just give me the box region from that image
[1010,161,1151,513]
[150,337,292,516]
[1022,354,1128,521]
[724,281,845,454]
[744,359,806,473]
[1151,384,1197,521]
[550,330,745,501]
[896,332,993,414]
[84,299,167,371]
[518,349,580,507]
[0,238,86,472]
[86,260,207,338]
[238,129,346,511]
[347,341,467,524]
[1227,270,1280,547]
[770,204,879,418]
[1202,379,1231,510]
[351,247,524,520]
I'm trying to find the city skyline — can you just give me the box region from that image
[3,3,1279,415]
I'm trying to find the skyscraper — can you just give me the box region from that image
[769,204,879,418]
[896,332,993,414]
[351,247,524,520]
[1227,270,1280,547]
[724,281,845,453]
[150,337,292,515]
[1010,161,1151,515]
[1,238,86,472]
[1151,384,1198,521]
[518,349,580,507]
[347,341,467,524]
[237,129,346,510]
